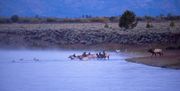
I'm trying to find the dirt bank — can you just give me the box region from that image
[125,50,180,69]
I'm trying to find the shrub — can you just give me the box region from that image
[109,16,118,22]
[170,21,175,27]
[90,17,110,23]
[0,18,11,23]
[146,22,153,28]
[30,18,42,23]
[104,23,109,28]
[11,15,19,22]
[119,10,137,29]
[146,22,151,28]
[46,18,57,22]
[144,16,154,21]
[74,18,90,23]
[22,19,31,23]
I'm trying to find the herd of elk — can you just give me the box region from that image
[68,48,163,61]
[69,51,110,60]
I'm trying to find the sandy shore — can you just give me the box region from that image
[125,50,180,69]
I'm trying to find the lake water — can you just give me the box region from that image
[0,50,180,91]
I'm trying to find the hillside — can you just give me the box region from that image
[0,22,180,49]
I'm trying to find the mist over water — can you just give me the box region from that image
[0,50,74,62]
[0,50,133,62]
[0,50,180,91]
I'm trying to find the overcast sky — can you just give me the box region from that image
[0,0,180,17]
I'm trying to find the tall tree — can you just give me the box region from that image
[119,10,137,29]
[11,15,19,22]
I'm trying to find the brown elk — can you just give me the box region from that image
[148,49,163,56]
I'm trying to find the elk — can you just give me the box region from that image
[148,48,163,56]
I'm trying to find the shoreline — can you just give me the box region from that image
[125,50,180,69]
[0,44,180,70]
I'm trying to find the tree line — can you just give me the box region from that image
[0,11,180,24]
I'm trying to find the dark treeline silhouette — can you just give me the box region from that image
[0,14,180,24]
[0,16,111,23]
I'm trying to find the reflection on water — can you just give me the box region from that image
[0,50,180,91]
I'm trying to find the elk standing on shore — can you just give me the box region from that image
[148,48,163,56]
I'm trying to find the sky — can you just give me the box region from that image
[0,0,180,17]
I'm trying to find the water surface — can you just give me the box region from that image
[0,50,180,91]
